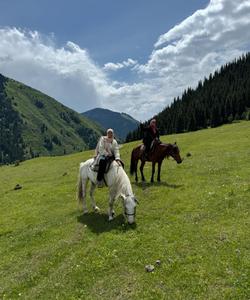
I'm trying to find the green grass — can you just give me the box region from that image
[0,121,250,299]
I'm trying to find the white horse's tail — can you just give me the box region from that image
[77,162,85,204]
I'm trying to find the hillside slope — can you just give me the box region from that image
[82,107,139,141]
[0,73,103,164]
[0,121,249,299]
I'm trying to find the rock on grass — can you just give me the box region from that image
[145,265,155,272]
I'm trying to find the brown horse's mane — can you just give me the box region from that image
[156,142,174,159]
[136,142,176,161]
[137,142,178,158]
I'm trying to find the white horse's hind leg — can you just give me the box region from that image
[82,179,88,214]
[90,182,100,212]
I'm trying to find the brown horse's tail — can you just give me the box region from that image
[130,148,136,175]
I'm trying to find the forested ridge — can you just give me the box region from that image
[0,74,103,165]
[126,53,250,141]
[0,74,24,163]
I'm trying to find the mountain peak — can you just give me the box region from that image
[82,107,139,141]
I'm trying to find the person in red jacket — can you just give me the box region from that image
[140,118,160,159]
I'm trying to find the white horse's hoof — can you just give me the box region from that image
[83,209,88,214]
[108,216,113,221]
[94,206,100,212]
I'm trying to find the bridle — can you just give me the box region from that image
[124,195,137,217]
[124,206,137,217]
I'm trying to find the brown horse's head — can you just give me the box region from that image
[167,143,182,164]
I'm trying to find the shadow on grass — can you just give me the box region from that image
[134,181,183,190]
[77,212,137,234]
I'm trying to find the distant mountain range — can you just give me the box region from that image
[82,108,139,141]
[0,73,103,164]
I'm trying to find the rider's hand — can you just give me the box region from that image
[116,159,121,166]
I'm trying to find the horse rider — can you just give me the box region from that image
[140,118,160,159]
[95,128,121,187]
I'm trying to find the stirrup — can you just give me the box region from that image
[96,180,104,188]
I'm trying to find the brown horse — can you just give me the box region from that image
[130,141,182,182]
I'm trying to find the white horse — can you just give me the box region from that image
[77,158,138,224]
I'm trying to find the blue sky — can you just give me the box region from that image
[0,0,208,64]
[1,0,250,120]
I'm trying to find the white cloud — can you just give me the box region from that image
[0,27,109,112]
[131,0,250,118]
[144,0,250,76]
[1,0,250,121]
[103,58,137,71]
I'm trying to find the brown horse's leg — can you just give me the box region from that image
[157,161,162,182]
[135,159,139,182]
[151,162,156,183]
[139,160,146,181]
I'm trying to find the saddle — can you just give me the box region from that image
[140,138,161,156]
[91,156,124,173]
[151,138,161,153]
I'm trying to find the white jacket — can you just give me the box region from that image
[95,136,120,160]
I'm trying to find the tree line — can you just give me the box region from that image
[0,75,24,164]
[126,53,250,142]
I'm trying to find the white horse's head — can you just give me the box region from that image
[122,194,138,224]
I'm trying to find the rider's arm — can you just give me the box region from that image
[112,139,120,160]
[98,137,109,156]
[140,123,150,132]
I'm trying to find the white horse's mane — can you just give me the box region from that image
[108,161,133,200]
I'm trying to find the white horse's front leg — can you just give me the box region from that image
[108,196,115,221]
[90,182,100,212]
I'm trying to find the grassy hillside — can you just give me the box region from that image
[1,74,103,163]
[0,121,249,299]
